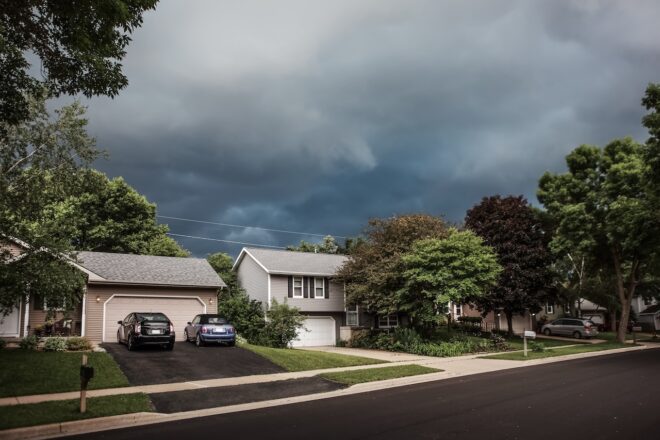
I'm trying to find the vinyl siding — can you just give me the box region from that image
[270,275,345,312]
[84,284,218,343]
[236,253,269,306]
[27,297,83,336]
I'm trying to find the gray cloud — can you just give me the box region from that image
[76,0,660,257]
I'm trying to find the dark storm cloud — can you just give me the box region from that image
[78,0,660,256]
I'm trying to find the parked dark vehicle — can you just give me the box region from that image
[184,314,236,347]
[541,318,599,339]
[117,312,175,351]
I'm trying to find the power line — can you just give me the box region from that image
[158,215,347,239]
[167,233,286,249]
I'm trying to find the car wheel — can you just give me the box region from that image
[195,334,204,347]
[573,331,582,339]
[165,342,174,351]
[127,335,135,351]
[117,331,121,344]
[543,328,551,336]
[184,330,190,342]
[227,340,235,347]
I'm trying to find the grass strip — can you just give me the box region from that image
[481,342,631,361]
[0,393,152,431]
[0,350,129,398]
[320,365,441,385]
[240,344,384,372]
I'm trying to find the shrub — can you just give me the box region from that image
[393,327,422,347]
[529,341,546,353]
[255,299,305,348]
[489,333,509,351]
[19,335,38,350]
[0,339,6,350]
[217,290,266,342]
[348,329,375,348]
[66,337,92,351]
[43,336,67,352]
[457,316,482,324]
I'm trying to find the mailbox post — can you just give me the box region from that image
[523,330,536,357]
[80,354,95,413]
[632,325,642,345]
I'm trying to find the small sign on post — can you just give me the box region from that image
[632,326,642,345]
[80,354,94,413]
[522,330,536,357]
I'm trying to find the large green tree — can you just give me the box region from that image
[0,0,158,128]
[337,214,449,319]
[465,195,556,335]
[207,252,238,294]
[400,229,501,334]
[538,138,660,342]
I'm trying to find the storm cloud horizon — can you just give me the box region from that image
[74,0,659,257]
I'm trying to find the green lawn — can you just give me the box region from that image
[505,337,585,350]
[0,393,152,431]
[481,342,630,361]
[319,365,441,385]
[241,344,385,372]
[0,350,128,397]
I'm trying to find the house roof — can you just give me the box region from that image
[76,251,225,288]
[233,247,348,276]
[639,304,660,315]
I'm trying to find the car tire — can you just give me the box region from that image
[573,331,582,339]
[184,330,190,342]
[227,340,235,347]
[195,334,204,347]
[543,328,551,336]
[127,335,135,351]
[165,342,174,351]
[117,331,121,344]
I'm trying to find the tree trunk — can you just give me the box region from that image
[505,311,514,337]
[612,253,638,344]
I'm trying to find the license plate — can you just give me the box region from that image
[151,329,162,335]
[213,328,226,334]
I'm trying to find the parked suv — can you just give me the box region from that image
[184,314,236,347]
[117,312,175,351]
[541,318,599,339]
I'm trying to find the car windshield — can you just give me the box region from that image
[136,313,169,322]
[201,315,227,325]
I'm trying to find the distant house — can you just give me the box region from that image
[0,238,225,343]
[462,302,564,334]
[638,304,660,332]
[233,247,355,346]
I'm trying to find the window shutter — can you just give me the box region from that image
[303,277,309,298]
[288,276,293,298]
[324,278,330,299]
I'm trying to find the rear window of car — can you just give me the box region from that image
[136,313,169,322]
[201,315,227,325]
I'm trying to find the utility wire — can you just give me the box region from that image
[167,233,286,249]
[158,215,347,239]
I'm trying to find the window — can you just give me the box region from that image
[346,304,358,327]
[33,294,66,311]
[454,304,462,317]
[378,314,399,328]
[314,277,325,298]
[545,303,554,315]
[293,276,303,298]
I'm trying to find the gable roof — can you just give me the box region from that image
[76,251,225,288]
[233,247,348,276]
[639,304,660,315]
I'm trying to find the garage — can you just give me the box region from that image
[291,316,336,347]
[103,295,206,342]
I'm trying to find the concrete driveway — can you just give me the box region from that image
[103,342,284,385]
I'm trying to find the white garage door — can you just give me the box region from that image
[104,296,206,342]
[0,306,20,337]
[291,317,336,347]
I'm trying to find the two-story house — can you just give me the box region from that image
[233,247,350,346]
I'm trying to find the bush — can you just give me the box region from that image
[19,335,38,350]
[0,339,6,350]
[217,290,266,342]
[43,336,67,352]
[66,337,92,351]
[255,299,306,348]
[529,341,546,352]
[488,333,509,351]
[457,316,482,324]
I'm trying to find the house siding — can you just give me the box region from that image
[84,284,218,343]
[27,296,83,336]
[270,275,345,312]
[236,253,269,307]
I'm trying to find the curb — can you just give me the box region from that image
[2,343,657,440]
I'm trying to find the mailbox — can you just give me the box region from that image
[80,365,94,381]
[632,326,643,332]
[523,330,536,339]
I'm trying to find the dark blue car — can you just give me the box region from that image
[184,314,236,347]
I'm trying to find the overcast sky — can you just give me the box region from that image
[79,0,660,257]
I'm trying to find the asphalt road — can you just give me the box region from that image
[102,342,283,385]
[66,348,660,440]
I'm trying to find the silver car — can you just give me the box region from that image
[541,318,599,339]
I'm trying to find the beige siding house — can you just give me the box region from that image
[233,247,349,347]
[1,239,225,343]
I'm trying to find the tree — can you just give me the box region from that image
[400,230,501,335]
[538,138,660,342]
[0,0,158,128]
[337,214,450,319]
[207,252,239,294]
[287,235,340,254]
[217,290,265,342]
[465,195,556,336]
[642,83,660,190]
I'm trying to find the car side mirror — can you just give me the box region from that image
[187,322,192,325]
[117,320,122,324]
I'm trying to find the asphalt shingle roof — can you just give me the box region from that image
[242,247,348,276]
[640,304,660,315]
[76,251,225,287]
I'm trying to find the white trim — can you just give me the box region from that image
[291,315,337,347]
[23,295,30,337]
[314,277,325,299]
[378,314,399,328]
[102,294,207,343]
[81,288,87,337]
[267,274,272,309]
[270,270,336,276]
[0,302,22,338]
[292,276,304,298]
